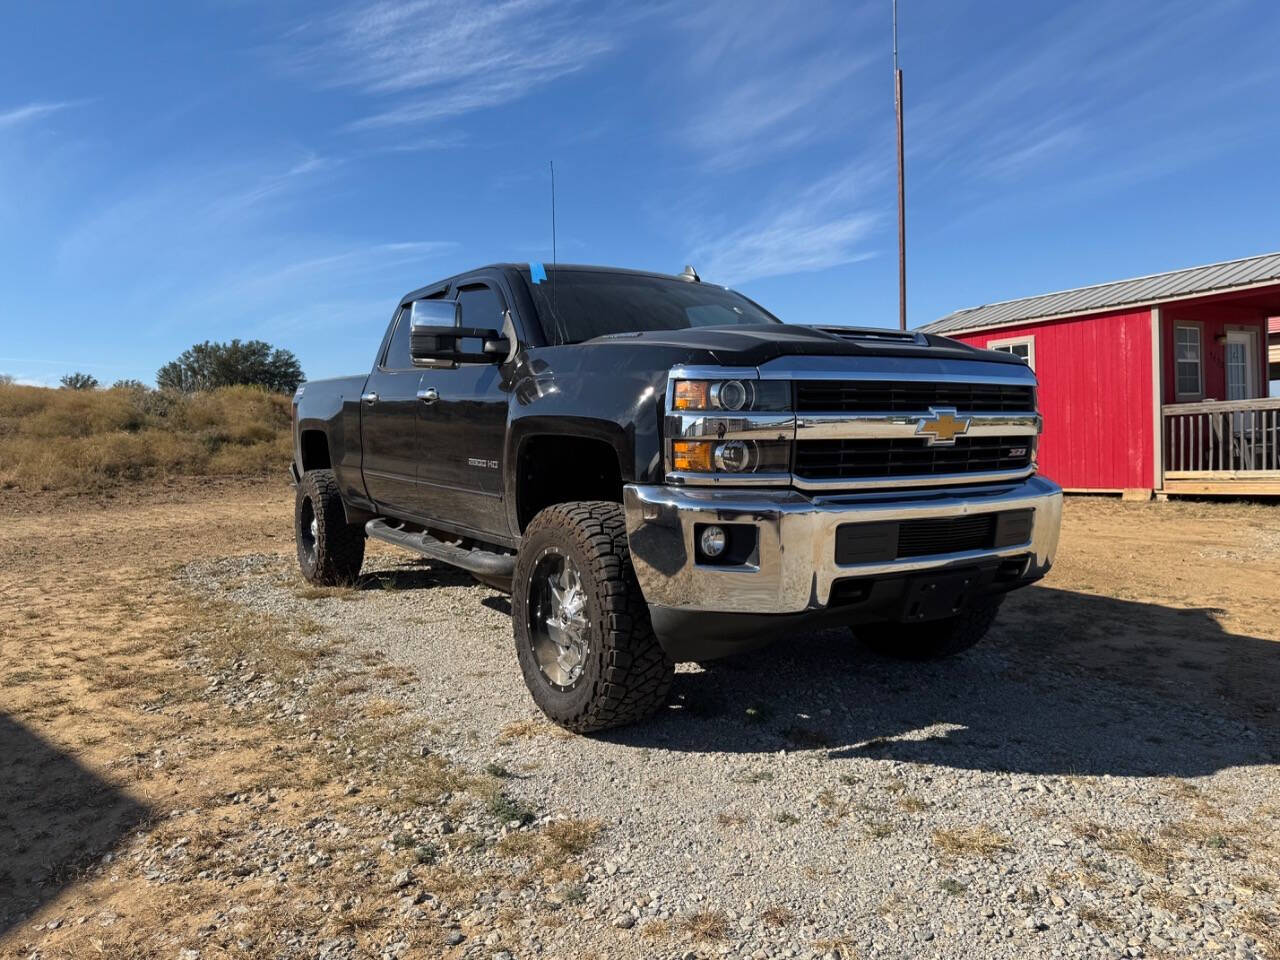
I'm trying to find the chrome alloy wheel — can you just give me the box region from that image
[528,550,589,688]
[299,496,318,562]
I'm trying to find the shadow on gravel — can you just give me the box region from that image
[606,586,1279,778]
[0,714,151,935]
[355,561,476,591]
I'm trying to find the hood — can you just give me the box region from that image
[581,323,1024,368]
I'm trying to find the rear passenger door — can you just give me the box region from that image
[360,306,428,518]
[417,281,512,536]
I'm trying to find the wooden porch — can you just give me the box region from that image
[1161,397,1280,495]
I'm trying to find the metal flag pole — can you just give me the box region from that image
[894,0,907,331]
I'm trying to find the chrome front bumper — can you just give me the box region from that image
[622,475,1062,614]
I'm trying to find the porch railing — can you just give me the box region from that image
[1162,397,1280,476]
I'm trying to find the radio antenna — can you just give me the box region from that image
[549,160,558,321]
[893,0,907,331]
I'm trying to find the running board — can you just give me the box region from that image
[365,519,516,578]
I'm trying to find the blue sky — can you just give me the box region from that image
[2,0,1279,386]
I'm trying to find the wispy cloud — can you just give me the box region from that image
[908,0,1280,196]
[361,131,469,155]
[688,162,882,284]
[0,100,81,130]
[196,240,457,313]
[672,1,879,170]
[58,151,335,270]
[287,0,623,129]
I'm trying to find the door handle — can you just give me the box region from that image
[417,388,439,404]
[361,392,378,404]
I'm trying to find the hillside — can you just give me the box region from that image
[0,383,292,493]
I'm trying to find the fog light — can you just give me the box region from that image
[699,525,727,558]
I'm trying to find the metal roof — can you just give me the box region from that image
[922,251,1280,336]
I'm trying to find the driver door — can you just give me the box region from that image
[361,306,428,518]
[417,281,512,536]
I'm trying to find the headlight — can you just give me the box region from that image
[670,438,790,475]
[671,379,791,412]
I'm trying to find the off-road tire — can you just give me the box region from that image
[855,596,1003,661]
[512,502,673,733]
[295,469,365,586]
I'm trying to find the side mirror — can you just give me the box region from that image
[408,299,510,364]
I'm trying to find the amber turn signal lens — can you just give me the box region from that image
[672,380,710,410]
[671,440,714,472]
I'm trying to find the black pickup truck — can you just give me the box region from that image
[291,263,1061,731]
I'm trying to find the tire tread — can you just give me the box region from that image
[296,469,365,586]
[513,501,673,733]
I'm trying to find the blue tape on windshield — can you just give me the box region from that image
[530,262,546,284]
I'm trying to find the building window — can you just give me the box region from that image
[1174,324,1203,398]
[987,335,1035,370]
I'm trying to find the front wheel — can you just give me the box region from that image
[855,597,1003,661]
[512,502,673,733]
[295,469,365,586]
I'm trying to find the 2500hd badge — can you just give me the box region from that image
[291,263,1061,732]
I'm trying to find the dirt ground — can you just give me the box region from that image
[1,481,1277,959]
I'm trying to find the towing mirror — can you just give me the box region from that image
[409,299,509,364]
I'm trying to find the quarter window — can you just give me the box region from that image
[1174,325,1202,398]
[383,307,413,369]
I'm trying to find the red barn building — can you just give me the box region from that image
[922,252,1280,497]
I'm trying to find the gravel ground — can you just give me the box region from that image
[177,550,1280,960]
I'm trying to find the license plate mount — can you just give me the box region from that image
[900,570,978,622]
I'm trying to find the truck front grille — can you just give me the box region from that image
[795,381,1034,413]
[834,509,1034,564]
[794,436,1033,480]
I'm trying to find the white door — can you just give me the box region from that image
[1225,331,1256,400]
[1225,331,1258,468]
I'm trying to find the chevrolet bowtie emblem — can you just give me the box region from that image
[916,407,971,445]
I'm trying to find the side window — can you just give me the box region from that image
[456,284,505,330]
[382,307,413,370]
[989,335,1035,370]
[1174,324,1202,398]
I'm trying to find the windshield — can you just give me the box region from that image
[520,267,780,345]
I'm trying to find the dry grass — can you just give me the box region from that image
[1074,822,1176,873]
[680,909,730,941]
[1236,908,1280,958]
[0,382,291,492]
[495,817,602,877]
[639,918,672,940]
[1235,873,1275,895]
[759,904,794,927]
[295,585,362,601]
[813,935,858,958]
[1144,887,1192,918]
[932,826,1013,859]
[1077,905,1121,933]
[498,718,573,741]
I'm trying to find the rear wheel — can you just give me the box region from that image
[512,502,673,733]
[855,597,1003,661]
[295,469,365,586]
